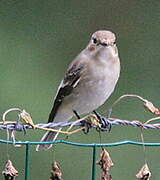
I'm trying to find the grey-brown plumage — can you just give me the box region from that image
[36,30,120,151]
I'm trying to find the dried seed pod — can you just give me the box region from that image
[50,161,62,180]
[2,160,18,180]
[144,100,160,115]
[136,163,151,180]
[97,148,114,171]
[97,148,113,180]
[20,109,35,128]
[102,172,112,180]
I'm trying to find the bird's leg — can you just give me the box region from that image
[93,110,103,124]
[93,110,112,132]
[93,110,102,132]
[73,110,91,134]
[73,110,81,119]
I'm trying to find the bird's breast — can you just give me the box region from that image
[71,63,120,114]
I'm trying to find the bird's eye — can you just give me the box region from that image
[93,38,97,44]
[113,41,116,45]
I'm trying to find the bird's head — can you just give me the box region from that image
[87,30,117,57]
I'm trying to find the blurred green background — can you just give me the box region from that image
[0,0,160,179]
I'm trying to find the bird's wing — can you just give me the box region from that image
[48,61,85,122]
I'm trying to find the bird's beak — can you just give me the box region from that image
[99,42,108,47]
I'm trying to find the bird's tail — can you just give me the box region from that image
[36,127,61,151]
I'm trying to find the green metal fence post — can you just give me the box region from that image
[91,146,97,180]
[25,143,30,180]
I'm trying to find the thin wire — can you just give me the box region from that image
[1,139,160,147]
[98,131,103,150]
[6,127,10,160]
[140,128,147,164]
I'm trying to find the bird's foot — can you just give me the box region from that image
[73,110,91,134]
[93,110,112,132]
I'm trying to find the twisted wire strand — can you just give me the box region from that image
[1,93,160,133]
[0,118,160,131]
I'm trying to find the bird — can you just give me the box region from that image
[36,30,120,151]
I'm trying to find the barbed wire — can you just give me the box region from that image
[0,94,160,135]
[1,116,160,132]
